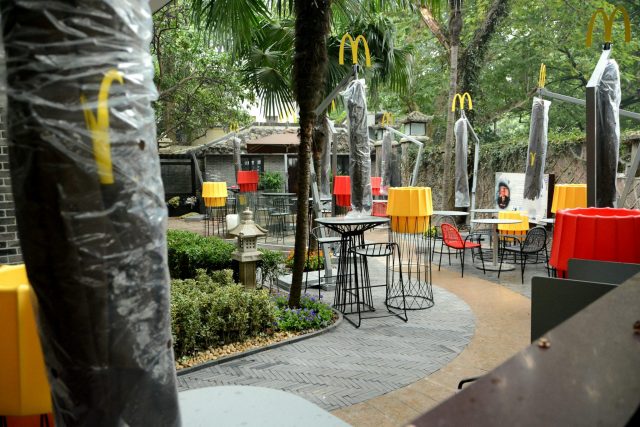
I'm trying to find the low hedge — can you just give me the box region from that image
[167,229,235,279]
[171,269,276,358]
[170,270,336,360]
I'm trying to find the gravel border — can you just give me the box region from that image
[177,308,343,376]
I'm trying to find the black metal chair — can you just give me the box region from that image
[303,225,341,298]
[498,226,550,284]
[265,197,290,244]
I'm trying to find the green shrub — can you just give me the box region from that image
[167,229,235,279]
[258,249,286,288]
[171,269,276,358]
[259,171,284,191]
[273,293,334,332]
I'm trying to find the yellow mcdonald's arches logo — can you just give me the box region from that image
[380,112,393,126]
[451,92,473,112]
[538,63,546,89]
[586,6,631,47]
[80,69,123,185]
[530,152,536,167]
[230,122,239,132]
[339,33,372,67]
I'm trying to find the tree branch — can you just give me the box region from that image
[458,0,510,94]
[558,47,588,87]
[418,5,450,52]
[158,73,224,101]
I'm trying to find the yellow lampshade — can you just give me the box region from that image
[387,187,433,233]
[386,187,433,217]
[498,211,529,234]
[204,197,227,207]
[202,182,228,199]
[551,184,587,213]
[0,265,52,416]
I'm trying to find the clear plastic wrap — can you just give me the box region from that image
[341,79,372,216]
[320,117,334,197]
[596,59,621,207]
[454,117,470,207]
[523,97,551,201]
[233,136,242,182]
[0,2,180,425]
[380,129,393,195]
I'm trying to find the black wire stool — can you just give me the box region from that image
[346,242,409,328]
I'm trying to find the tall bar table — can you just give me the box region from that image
[315,216,390,327]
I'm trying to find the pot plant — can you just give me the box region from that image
[167,195,198,217]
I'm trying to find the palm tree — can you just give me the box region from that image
[190,0,430,307]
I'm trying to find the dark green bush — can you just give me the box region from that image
[167,229,235,279]
[171,269,276,358]
[273,293,334,332]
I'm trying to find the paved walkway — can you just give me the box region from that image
[178,256,475,411]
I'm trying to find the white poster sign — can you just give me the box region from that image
[495,172,549,222]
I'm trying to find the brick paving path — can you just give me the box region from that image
[178,258,475,411]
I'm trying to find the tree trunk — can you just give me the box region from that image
[289,0,332,308]
[442,0,463,210]
[0,1,179,424]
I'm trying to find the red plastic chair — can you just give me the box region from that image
[439,223,485,277]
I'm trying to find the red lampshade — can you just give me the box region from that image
[333,176,351,207]
[550,207,640,276]
[237,171,259,192]
[371,177,382,196]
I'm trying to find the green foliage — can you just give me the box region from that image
[171,269,276,358]
[259,171,284,191]
[166,230,235,279]
[285,250,324,271]
[257,249,286,287]
[152,1,252,144]
[273,293,334,332]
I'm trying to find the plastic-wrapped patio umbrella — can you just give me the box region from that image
[523,97,551,201]
[320,117,334,198]
[380,129,393,195]
[341,79,372,216]
[596,59,621,207]
[233,136,242,183]
[0,2,180,425]
[454,116,470,207]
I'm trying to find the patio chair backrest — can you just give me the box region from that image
[271,197,288,213]
[522,226,547,252]
[441,223,463,247]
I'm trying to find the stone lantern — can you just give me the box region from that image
[228,208,267,289]
[401,111,432,137]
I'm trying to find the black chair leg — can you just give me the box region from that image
[460,249,465,277]
[438,239,444,271]
[498,248,504,278]
[521,254,527,284]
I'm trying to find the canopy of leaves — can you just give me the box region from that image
[152,0,252,144]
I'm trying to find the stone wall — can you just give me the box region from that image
[0,105,22,264]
